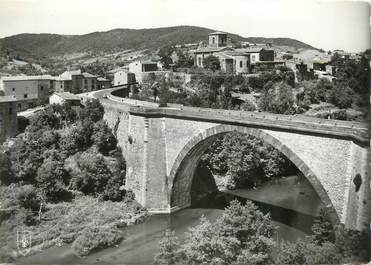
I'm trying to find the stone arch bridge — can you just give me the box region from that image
[85,88,370,231]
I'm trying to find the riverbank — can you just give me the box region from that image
[17,175,322,264]
[2,196,148,262]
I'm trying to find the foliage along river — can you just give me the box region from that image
[18,175,323,264]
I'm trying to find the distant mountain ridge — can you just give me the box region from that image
[0,26,317,60]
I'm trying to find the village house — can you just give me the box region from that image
[49,92,81,107]
[129,60,158,73]
[97,77,111,89]
[113,70,136,86]
[54,70,100,93]
[0,75,52,111]
[0,95,17,143]
[193,32,277,74]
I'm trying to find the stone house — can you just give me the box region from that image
[0,75,52,111]
[113,70,136,86]
[129,60,158,73]
[55,70,98,93]
[49,92,81,106]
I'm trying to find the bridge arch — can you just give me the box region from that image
[168,124,340,226]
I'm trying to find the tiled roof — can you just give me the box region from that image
[194,46,232,53]
[97,77,109,82]
[209,31,227,35]
[82,72,96,78]
[53,92,81,101]
[223,51,249,57]
[235,47,264,53]
[1,75,53,81]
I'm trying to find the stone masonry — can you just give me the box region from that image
[92,89,370,231]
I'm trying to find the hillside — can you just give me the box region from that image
[0,25,317,60]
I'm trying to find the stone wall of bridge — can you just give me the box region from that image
[102,102,370,231]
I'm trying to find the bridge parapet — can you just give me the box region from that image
[128,106,370,145]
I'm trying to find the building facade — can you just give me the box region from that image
[56,70,98,93]
[113,71,136,86]
[49,92,81,106]
[129,60,158,73]
[0,75,52,111]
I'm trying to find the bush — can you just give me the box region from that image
[36,157,71,202]
[92,121,117,155]
[240,101,256,111]
[327,82,354,109]
[70,150,122,199]
[59,120,94,157]
[71,225,123,257]
[154,230,185,265]
[276,238,341,265]
[203,55,220,72]
[80,98,104,122]
[259,81,296,114]
[0,184,41,211]
[0,150,13,185]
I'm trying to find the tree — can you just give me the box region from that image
[175,50,194,68]
[91,120,117,155]
[178,200,276,265]
[311,208,335,245]
[201,132,294,189]
[70,150,122,200]
[26,108,61,133]
[258,81,296,114]
[154,230,185,265]
[0,150,13,185]
[59,120,94,157]
[158,46,175,69]
[80,98,104,122]
[203,55,220,72]
[36,156,71,202]
[327,82,354,109]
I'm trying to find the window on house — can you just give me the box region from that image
[24,94,28,98]
[9,107,12,115]
[198,57,202,66]
[40,86,43,91]
[212,37,215,44]
[252,55,256,61]
[84,79,88,84]
[18,103,21,109]
[12,88,15,91]
[240,61,243,68]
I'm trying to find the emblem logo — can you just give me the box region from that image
[17,230,32,256]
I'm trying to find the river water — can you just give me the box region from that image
[18,175,322,264]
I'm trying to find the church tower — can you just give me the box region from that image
[208,32,228,48]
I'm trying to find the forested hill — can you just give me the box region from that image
[0,25,317,59]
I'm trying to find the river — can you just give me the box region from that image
[18,175,322,264]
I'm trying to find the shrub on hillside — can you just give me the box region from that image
[69,150,124,200]
[276,238,341,265]
[71,225,123,257]
[92,120,117,155]
[80,98,104,122]
[36,157,71,202]
[59,120,94,157]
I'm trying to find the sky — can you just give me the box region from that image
[0,0,369,52]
